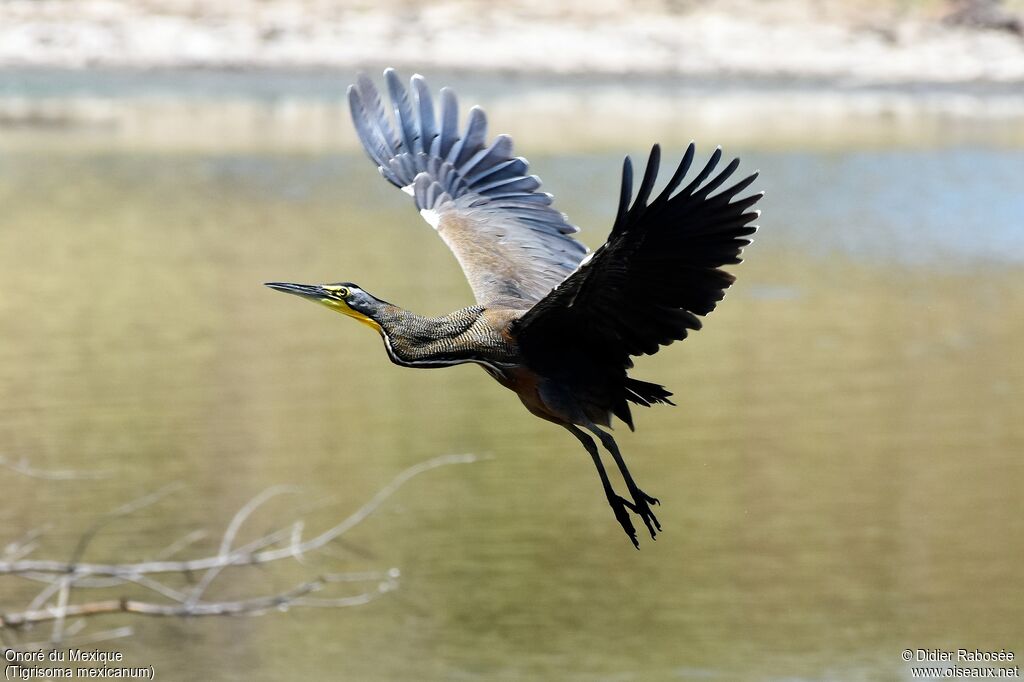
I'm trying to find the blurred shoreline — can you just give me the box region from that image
[3,1,1024,152]
[1,0,1024,84]
[2,67,1024,153]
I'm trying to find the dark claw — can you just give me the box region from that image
[640,511,660,539]
[609,496,640,548]
[604,489,662,546]
[630,488,662,539]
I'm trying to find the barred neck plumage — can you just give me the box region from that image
[372,304,518,370]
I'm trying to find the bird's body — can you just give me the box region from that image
[268,69,761,547]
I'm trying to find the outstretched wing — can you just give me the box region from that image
[348,69,588,308]
[515,144,761,405]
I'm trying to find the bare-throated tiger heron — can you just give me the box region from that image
[267,69,761,547]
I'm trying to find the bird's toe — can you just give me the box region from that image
[631,488,662,539]
[609,496,640,548]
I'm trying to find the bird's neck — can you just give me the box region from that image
[372,305,514,368]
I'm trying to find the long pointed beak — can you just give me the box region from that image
[264,282,329,300]
[265,281,381,332]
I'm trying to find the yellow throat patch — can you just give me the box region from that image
[317,298,382,333]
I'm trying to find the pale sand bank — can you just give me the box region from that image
[1,0,1024,83]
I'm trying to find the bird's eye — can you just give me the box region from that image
[336,287,349,298]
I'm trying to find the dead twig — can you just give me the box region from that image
[0,456,112,481]
[0,454,481,579]
[0,453,481,648]
[66,482,184,568]
[1,571,396,628]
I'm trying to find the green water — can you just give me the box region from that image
[0,76,1022,682]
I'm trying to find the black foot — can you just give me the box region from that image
[608,495,640,549]
[629,488,661,541]
[607,491,661,548]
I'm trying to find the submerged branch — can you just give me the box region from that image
[1,572,395,628]
[0,454,479,579]
[0,456,111,481]
[0,453,482,645]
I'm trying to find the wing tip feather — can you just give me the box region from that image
[346,69,587,307]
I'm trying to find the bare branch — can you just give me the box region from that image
[289,521,307,566]
[151,530,207,561]
[50,577,70,643]
[1,574,393,627]
[125,575,189,603]
[0,456,111,481]
[3,526,50,562]
[186,485,301,607]
[27,578,64,612]
[0,453,482,643]
[67,482,184,567]
[63,619,86,640]
[0,454,481,578]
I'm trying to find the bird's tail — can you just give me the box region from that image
[624,378,675,407]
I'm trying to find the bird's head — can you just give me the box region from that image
[264,281,386,332]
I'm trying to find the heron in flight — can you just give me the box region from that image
[267,70,761,547]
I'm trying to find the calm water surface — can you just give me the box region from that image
[0,74,1022,681]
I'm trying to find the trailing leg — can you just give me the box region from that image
[584,424,661,541]
[564,425,641,548]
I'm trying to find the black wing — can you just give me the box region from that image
[514,144,761,426]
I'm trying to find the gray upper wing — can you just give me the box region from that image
[348,69,588,308]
